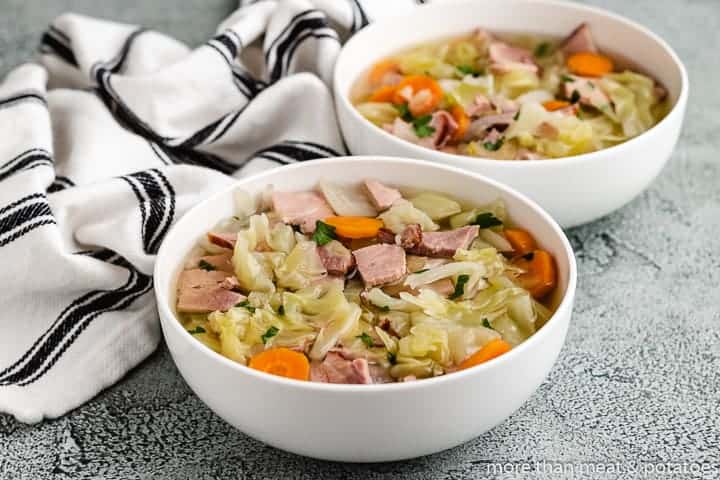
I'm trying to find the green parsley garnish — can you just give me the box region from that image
[198,259,215,271]
[387,352,397,365]
[357,332,374,348]
[456,64,482,76]
[394,103,412,121]
[412,115,436,138]
[277,305,285,316]
[236,300,256,313]
[187,326,206,335]
[449,274,470,300]
[560,74,575,83]
[472,212,503,229]
[483,137,504,151]
[378,305,390,312]
[569,90,581,104]
[533,42,551,57]
[482,319,494,330]
[261,325,279,344]
[312,220,336,246]
[513,110,520,121]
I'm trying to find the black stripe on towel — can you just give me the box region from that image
[0,91,47,111]
[121,168,176,254]
[39,25,78,66]
[0,149,53,182]
[349,0,370,32]
[0,193,55,248]
[0,251,153,386]
[250,140,341,164]
[48,175,75,193]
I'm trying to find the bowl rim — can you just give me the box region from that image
[155,156,578,393]
[333,0,690,168]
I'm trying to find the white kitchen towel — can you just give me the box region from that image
[0,0,426,423]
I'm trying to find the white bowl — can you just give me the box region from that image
[154,157,577,462]
[334,0,689,228]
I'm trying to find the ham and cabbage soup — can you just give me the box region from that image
[176,180,558,384]
[352,23,670,160]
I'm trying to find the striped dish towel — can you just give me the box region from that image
[0,0,427,423]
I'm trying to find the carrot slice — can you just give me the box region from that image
[369,59,400,86]
[249,348,310,381]
[369,85,398,103]
[512,249,557,299]
[450,105,469,142]
[324,216,384,239]
[566,52,614,77]
[459,339,512,370]
[504,228,537,256]
[542,100,570,112]
[391,75,443,116]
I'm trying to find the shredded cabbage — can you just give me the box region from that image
[275,240,326,290]
[356,102,399,126]
[378,199,439,234]
[409,192,462,220]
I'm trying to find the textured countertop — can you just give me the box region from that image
[1,0,718,478]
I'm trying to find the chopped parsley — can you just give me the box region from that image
[560,74,575,83]
[198,259,215,271]
[513,110,520,121]
[413,268,429,274]
[387,352,397,365]
[456,64,482,76]
[277,305,285,316]
[312,220,336,246]
[569,90,581,104]
[357,332,374,348]
[261,325,279,344]
[236,300,256,313]
[187,326,206,335]
[533,42,551,57]
[394,103,413,121]
[483,137,504,151]
[449,274,470,300]
[472,212,503,229]
[412,115,436,138]
[378,305,390,312]
[482,319,494,330]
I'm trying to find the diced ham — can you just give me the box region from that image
[482,128,503,145]
[561,23,597,55]
[408,225,479,258]
[207,232,237,249]
[310,352,373,384]
[317,240,354,276]
[364,179,402,210]
[176,269,245,313]
[654,85,668,102]
[469,113,516,136]
[488,42,538,74]
[353,244,407,287]
[220,276,241,290]
[272,191,334,233]
[563,77,611,110]
[376,228,397,244]
[427,278,456,297]
[466,94,493,117]
[427,110,458,148]
[399,223,422,249]
[197,252,234,273]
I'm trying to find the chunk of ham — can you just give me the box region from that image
[535,122,559,140]
[408,225,479,258]
[310,352,373,384]
[399,223,422,249]
[317,240,354,276]
[353,244,407,287]
[197,252,234,272]
[488,41,538,74]
[177,269,245,313]
[364,179,402,210]
[563,77,611,110]
[207,232,237,249]
[482,128,503,146]
[469,112,516,137]
[561,23,597,55]
[466,94,493,117]
[272,191,334,233]
[428,110,458,148]
[376,228,397,244]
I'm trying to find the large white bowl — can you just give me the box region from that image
[154,157,577,462]
[334,0,689,228]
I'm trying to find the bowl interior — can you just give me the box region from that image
[335,0,685,127]
[155,157,576,376]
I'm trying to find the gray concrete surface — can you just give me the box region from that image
[1,0,719,478]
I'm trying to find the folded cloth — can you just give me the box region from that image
[0,0,426,423]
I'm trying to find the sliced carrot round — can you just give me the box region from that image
[368,59,400,86]
[450,105,469,142]
[542,100,571,112]
[512,249,557,299]
[459,338,512,370]
[249,348,310,381]
[324,216,384,239]
[504,228,537,256]
[368,85,398,103]
[566,52,614,77]
[391,75,443,116]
